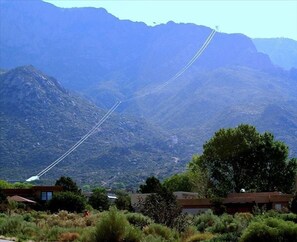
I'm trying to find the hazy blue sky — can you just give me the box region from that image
[44,0,297,40]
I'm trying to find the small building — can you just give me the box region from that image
[131,191,294,214]
[131,191,199,211]
[223,192,293,214]
[1,186,63,203]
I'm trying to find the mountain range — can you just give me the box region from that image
[0,0,297,186]
[0,66,189,188]
[253,38,297,70]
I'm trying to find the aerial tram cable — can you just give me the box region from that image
[37,101,121,177]
[26,28,216,182]
[26,101,121,181]
[124,28,216,102]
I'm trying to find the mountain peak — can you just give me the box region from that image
[0,65,68,116]
[1,65,66,94]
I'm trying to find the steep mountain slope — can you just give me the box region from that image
[127,66,297,156]
[253,38,297,70]
[0,66,189,187]
[0,0,273,104]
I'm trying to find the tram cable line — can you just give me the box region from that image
[26,28,216,182]
[26,101,121,181]
[123,28,216,103]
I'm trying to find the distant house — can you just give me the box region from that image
[1,186,63,203]
[132,191,293,214]
[131,191,199,211]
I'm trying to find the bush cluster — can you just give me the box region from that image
[1,206,297,241]
[240,217,297,242]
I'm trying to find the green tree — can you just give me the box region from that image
[55,176,81,194]
[48,191,86,213]
[163,173,192,192]
[187,155,210,197]
[13,182,32,189]
[139,176,162,193]
[115,190,132,211]
[0,180,13,189]
[290,193,297,214]
[88,187,110,211]
[141,187,182,228]
[198,124,297,196]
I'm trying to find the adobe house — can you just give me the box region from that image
[1,186,63,203]
[132,191,294,214]
[179,192,294,214]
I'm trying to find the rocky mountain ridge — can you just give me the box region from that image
[0,66,189,187]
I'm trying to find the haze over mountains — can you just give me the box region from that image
[0,0,297,185]
[253,38,297,70]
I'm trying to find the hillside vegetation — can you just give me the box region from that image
[0,66,188,187]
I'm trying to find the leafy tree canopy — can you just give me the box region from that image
[48,191,86,213]
[195,124,297,196]
[163,173,192,192]
[0,180,32,189]
[138,176,162,193]
[55,176,81,194]
[88,187,110,211]
[187,155,210,197]
[0,180,12,189]
[141,187,182,228]
[115,190,132,211]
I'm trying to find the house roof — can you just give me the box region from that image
[7,195,36,204]
[178,192,294,207]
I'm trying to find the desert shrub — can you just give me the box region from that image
[234,212,253,225]
[143,223,177,241]
[278,213,297,223]
[209,232,240,242]
[181,226,197,241]
[257,210,297,223]
[185,232,215,242]
[240,217,297,242]
[94,207,129,242]
[74,227,96,242]
[141,234,167,242]
[0,213,8,219]
[124,225,143,242]
[126,212,153,229]
[208,213,239,234]
[35,225,68,242]
[252,204,267,215]
[172,213,193,232]
[0,215,24,234]
[22,212,35,222]
[58,232,80,242]
[192,210,219,232]
[48,191,86,213]
[0,215,37,240]
[41,210,99,228]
